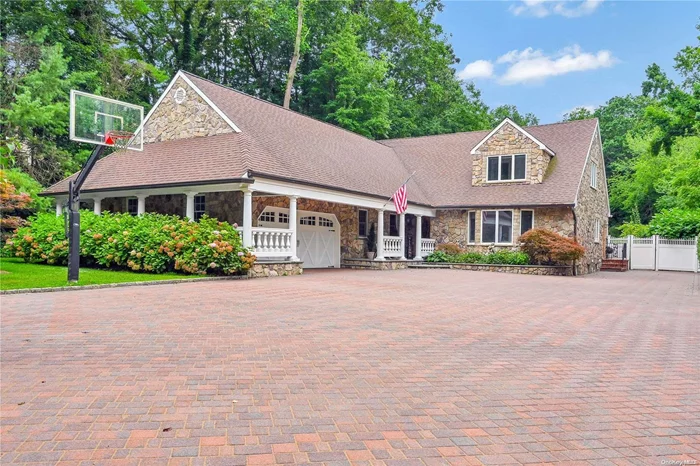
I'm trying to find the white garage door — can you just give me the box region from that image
[258,207,340,269]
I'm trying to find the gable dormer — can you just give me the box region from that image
[142,71,239,144]
[470,118,554,187]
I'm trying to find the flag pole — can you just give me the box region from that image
[382,171,416,209]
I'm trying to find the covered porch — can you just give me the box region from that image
[54,178,437,268]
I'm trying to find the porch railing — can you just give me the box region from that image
[420,238,436,257]
[250,227,294,258]
[383,236,403,258]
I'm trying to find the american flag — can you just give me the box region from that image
[392,183,408,214]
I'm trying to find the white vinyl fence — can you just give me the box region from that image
[607,235,699,272]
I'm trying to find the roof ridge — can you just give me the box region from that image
[180,71,391,147]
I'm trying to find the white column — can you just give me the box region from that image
[93,198,102,215]
[399,212,406,260]
[242,189,253,248]
[376,209,385,261]
[185,192,197,221]
[288,195,300,261]
[55,199,63,217]
[137,194,147,216]
[414,215,423,260]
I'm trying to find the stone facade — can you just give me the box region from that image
[573,127,609,274]
[472,122,551,186]
[447,263,573,276]
[432,206,574,252]
[252,196,378,260]
[143,77,234,144]
[341,259,409,270]
[248,261,303,278]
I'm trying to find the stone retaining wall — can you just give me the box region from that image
[341,259,410,270]
[447,263,573,276]
[248,261,303,278]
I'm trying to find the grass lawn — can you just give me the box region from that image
[0,257,197,291]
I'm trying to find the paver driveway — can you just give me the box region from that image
[1,269,699,466]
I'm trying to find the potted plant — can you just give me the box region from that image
[365,223,376,259]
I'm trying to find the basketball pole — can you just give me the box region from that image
[67,144,106,283]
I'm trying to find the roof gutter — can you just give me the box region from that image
[39,177,254,197]
[436,203,575,210]
[248,170,435,209]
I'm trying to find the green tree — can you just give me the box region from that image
[562,106,594,121]
[489,104,539,127]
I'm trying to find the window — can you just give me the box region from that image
[520,210,534,236]
[481,210,513,244]
[259,211,275,223]
[278,212,289,224]
[300,216,316,226]
[487,155,526,182]
[590,162,598,189]
[127,198,138,216]
[358,209,368,237]
[468,211,476,244]
[421,217,431,239]
[389,214,399,236]
[319,217,334,227]
[194,195,206,221]
[594,218,601,243]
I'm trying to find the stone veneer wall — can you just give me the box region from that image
[573,127,609,274]
[143,77,234,144]
[248,261,303,278]
[432,206,574,252]
[253,196,378,259]
[472,122,551,186]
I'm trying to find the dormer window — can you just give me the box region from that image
[487,155,526,182]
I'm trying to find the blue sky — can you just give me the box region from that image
[435,1,699,123]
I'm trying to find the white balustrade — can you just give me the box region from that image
[420,239,436,257]
[383,236,403,258]
[248,227,294,258]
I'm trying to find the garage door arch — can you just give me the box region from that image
[257,206,341,268]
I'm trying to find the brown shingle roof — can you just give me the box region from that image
[382,118,599,207]
[45,71,598,208]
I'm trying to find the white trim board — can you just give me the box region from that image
[471,118,555,156]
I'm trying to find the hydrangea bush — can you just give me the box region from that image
[4,211,256,275]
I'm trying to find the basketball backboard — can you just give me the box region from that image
[69,90,144,151]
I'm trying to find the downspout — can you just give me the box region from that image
[572,206,578,276]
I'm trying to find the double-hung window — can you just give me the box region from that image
[127,198,138,216]
[467,211,476,244]
[481,210,513,244]
[590,162,598,189]
[487,154,526,182]
[194,195,206,221]
[358,209,368,237]
[520,210,534,236]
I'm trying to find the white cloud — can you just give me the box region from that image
[458,60,494,80]
[498,45,617,85]
[510,0,603,18]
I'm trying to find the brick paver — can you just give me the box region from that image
[1,269,699,465]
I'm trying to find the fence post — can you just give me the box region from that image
[653,235,659,271]
[696,236,699,273]
[627,235,633,270]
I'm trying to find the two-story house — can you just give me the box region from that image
[43,71,610,274]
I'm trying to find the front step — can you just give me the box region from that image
[601,259,628,271]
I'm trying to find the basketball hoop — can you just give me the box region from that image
[105,130,135,150]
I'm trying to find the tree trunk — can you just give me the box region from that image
[283,0,303,109]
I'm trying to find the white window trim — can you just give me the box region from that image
[486,154,527,183]
[520,209,535,236]
[467,210,477,244]
[594,218,601,243]
[358,209,368,238]
[590,162,598,190]
[480,209,514,245]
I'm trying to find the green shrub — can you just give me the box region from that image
[618,223,652,237]
[453,252,485,263]
[648,208,700,238]
[519,228,585,265]
[426,250,449,262]
[4,211,255,275]
[483,250,529,265]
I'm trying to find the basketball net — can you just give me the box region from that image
[105,130,135,150]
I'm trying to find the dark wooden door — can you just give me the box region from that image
[405,214,416,259]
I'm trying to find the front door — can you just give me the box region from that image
[405,214,416,259]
